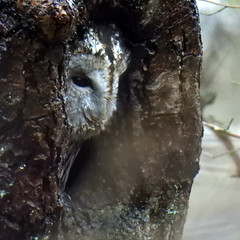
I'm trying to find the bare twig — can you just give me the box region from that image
[213,147,240,159]
[199,0,240,15]
[226,118,234,130]
[201,6,227,16]
[200,0,240,9]
[204,120,240,176]
[203,121,240,139]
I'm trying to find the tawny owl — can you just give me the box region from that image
[65,25,129,138]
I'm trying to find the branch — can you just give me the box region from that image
[203,121,240,139]
[199,0,240,15]
[213,147,240,159]
[201,6,227,16]
[200,0,240,8]
[204,120,240,176]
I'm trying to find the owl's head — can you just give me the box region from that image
[65,25,129,138]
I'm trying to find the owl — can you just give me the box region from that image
[65,25,129,139]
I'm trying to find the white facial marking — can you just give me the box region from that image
[65,26,129,138]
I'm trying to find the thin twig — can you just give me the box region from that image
[226,118,234,130]
[213,147,240,159]
[204,121,240,176]
[200,0,240,9]
[201,6,227,16]
[203,121,240,139]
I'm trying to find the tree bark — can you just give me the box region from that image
[0,1,80,239]
[0,0,202,239]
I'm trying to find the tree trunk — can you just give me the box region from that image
[0,0,202,240]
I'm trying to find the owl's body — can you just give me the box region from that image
[65,25,129,138]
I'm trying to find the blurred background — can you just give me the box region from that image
[182,1,240,239]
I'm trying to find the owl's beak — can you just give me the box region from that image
[83,103,107,123]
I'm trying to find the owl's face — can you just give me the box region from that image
[65,26,129,138]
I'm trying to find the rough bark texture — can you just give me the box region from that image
[0,1,80,239]
[0,0,202,240]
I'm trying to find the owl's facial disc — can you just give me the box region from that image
[65,25,129,138]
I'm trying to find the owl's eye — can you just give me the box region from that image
[71,76,93,88]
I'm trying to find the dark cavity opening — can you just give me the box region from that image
[65,138,97,191]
